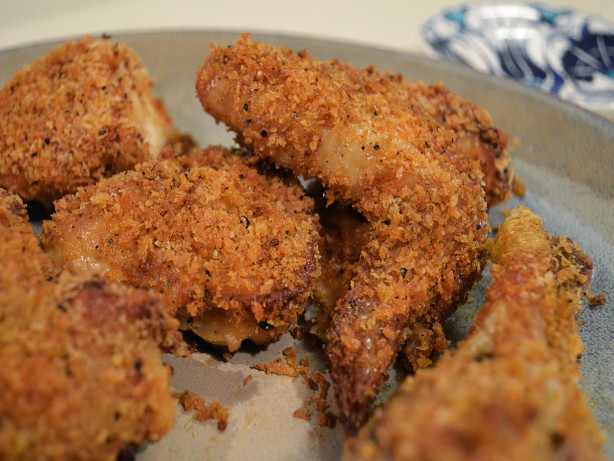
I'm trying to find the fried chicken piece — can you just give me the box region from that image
[313,203,371,317]
[311,81,514,366]
[42,145,320,352]
[402,81,513,207]
[0,190,186,461]
[0,188,54,282]
[345,206,605,461]
[312,203,466,372]
[197,34,489,430]
[0,275,186,461]
[0,35,178,206]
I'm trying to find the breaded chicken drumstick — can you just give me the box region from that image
[42,146,320,352]
[0,189,186,461]
[345,206,605,461]
[0,36,180,206]
[197,34,494,430]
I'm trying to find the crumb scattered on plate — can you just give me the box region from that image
[176,390,229,431]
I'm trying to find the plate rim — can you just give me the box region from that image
[1,26,613,129]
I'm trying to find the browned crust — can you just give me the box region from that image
[404,81,513,206]
[176,390,229,431]
[0,188,54,282]
[42,145,320,349]
[326,227,487,431]
[303,72,514,371]
[197,34,489,431]
[0,35,176,205]
[345,207,605,461]
[0,190,185,461]
[312,203,371,315]
[313,203,475,373]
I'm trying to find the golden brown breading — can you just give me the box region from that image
[312,203,371,316]
[197,34,489,430]
[402,81,514,207]
[0,35,177,206]
[0,274,186,461]
[309,80,513,367]
[0,190,185,461]
[312,203,466,372]
[309,81,513,368]
[42,145,320,351]
[176,390,229,431]
[345,206,605,461]
[0,188,54,282]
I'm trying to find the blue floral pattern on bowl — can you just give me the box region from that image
[421,3,614,110]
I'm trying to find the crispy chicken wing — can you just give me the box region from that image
[311,203,450,372]
[0,189,185,461]
[197,34,490,430]
[310,77,514,369]
[345,206,605,461]
[42,146,320,351]
[0,36,178,206]
[312,201,467,372]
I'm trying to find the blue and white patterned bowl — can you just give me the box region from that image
[421,2,614,110]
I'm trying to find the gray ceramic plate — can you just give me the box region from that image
[1,31,612,460]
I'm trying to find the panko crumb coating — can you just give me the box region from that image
[0,188,54,282]
[402,81,514,207]
[345,207,605,461]
[0,190,186,461]
[42,146,320,351]
[197,34,489,430]
[0,35,177,206]
[312,203,464,372]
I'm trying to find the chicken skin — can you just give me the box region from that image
[0,189,186,461]
[345,207,605,461]
[42,146,320,352]
[197,34,491,430]
[0,36,178,206]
